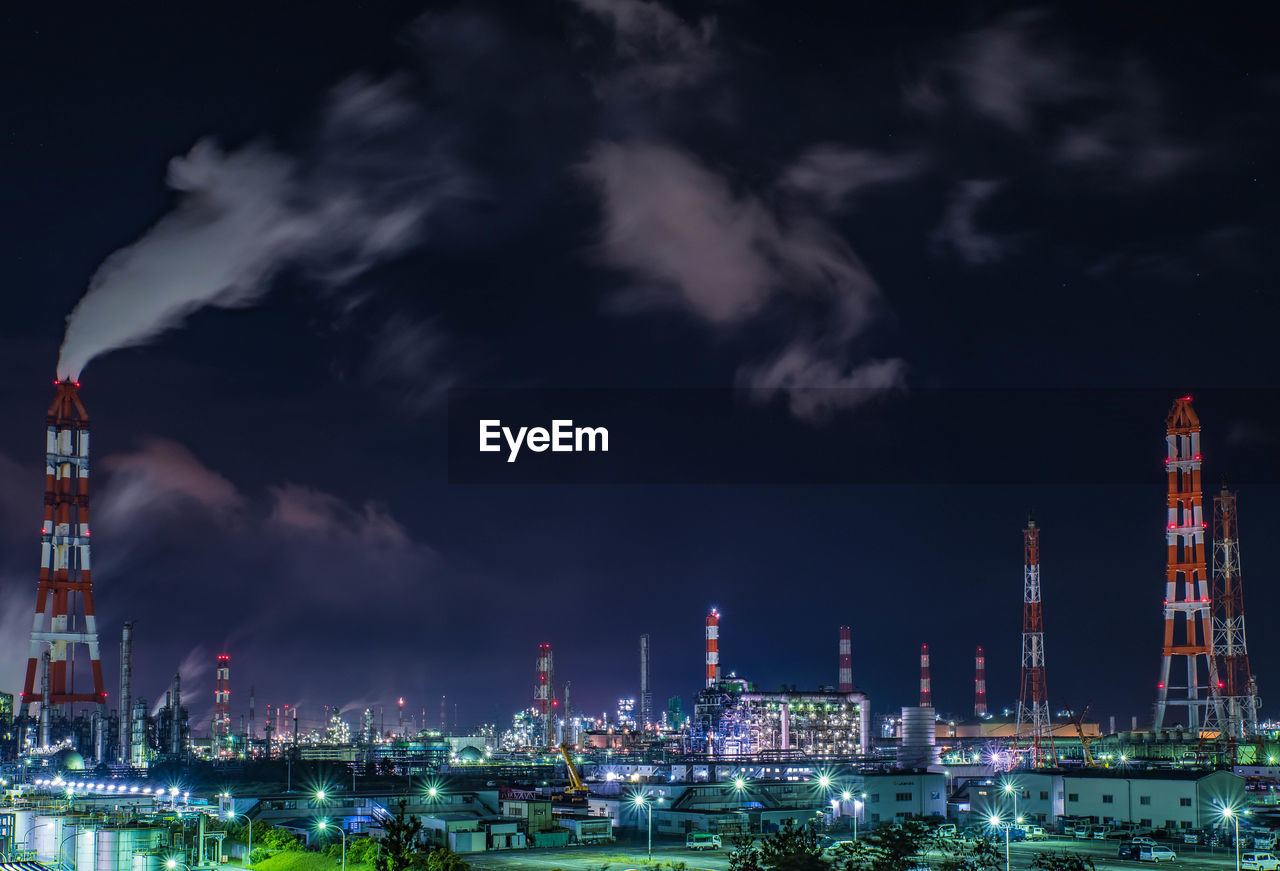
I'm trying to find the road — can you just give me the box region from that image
[465,835,1243,871]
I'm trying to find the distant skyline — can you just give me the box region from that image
[1,1,1277,736]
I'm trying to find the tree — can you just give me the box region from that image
[757,820,826,871]
[730,821,824,871]
[1030,852,1095,871]
[831,820,931,871]
[375,799,424,871]
[422,847,471,871]
[936,837,1000,871]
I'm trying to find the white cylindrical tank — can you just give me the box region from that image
[898,705,937,769]
[12,809,36,850]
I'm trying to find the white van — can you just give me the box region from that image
[1241,853,1280,871]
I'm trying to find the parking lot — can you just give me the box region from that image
[464,833,1250,871]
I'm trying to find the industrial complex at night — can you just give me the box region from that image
[4,3,1279,871]
[1,379,1277,870]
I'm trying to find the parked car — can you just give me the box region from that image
[686,833,722,851]
[1118,842,1139,861]
[1139,845,1177,863]
[1242,852,1280,871]
[823,840,855,857]
[1182,831,1203,844]
[1132,836,1157,847]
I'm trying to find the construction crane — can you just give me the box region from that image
[1062,700,1098,767]
[558,742,589,802]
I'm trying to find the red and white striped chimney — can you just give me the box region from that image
[974,646,988,717]
[838,625,852,693]
[919,643,932,708]
[705,608,720,688]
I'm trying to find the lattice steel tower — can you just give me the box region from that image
[1016,516,1057,767]
[21,379,106,716]
[1153,397,1221,734]
[1212,485,1259,743]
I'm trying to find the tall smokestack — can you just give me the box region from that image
[974,646,987,717]
[440,695,447,732]
[171,672,182,757]
[536,644,554,746]
[838,625,853,693]
[705,608,720,689]
[919,644,932,708]
[214,654,230,755]
[119,621,133,763]
[22,380,107,715]
[639,634,652,729]
[249,685,255,747]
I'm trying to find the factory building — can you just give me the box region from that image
[962,769,1245,831]
[856,771,947,824]
[693,684,871,757]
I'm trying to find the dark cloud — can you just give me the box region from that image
[778,145,929,212]
[578,139,904,410]
[931,179,1011,265]
[362,316,458,414]
[907,10,1089,133]
[568,0,719,94]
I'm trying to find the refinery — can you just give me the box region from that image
[2,382,1278,871]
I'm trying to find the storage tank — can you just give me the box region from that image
[11,809,36,851]
[898,705,937,769]
[67,825,166,871]
[133,850,165,871]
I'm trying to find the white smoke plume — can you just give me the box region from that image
[57,76,468,380]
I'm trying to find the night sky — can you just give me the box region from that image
[1,1,1277,737]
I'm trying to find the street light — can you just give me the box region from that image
[1221,806,1241,871]
[226,810,254,870]
[989,815,1009,871]
[165,859,191,871]
[25,823,49,858]
[59,830,79,871]
[631,792,663,861]
[1002,780,1019,824]
[317,820,346,871]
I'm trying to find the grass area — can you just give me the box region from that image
[582,854,691,870]
[250,852,375,871]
